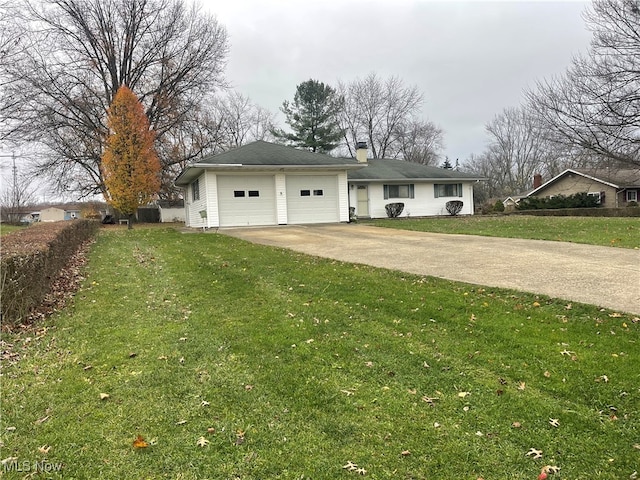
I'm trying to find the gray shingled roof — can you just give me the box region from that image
[196,140,360,166]
[348,158,484,181]
[175,141,485,187]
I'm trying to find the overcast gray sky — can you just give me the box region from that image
[203,0,592,163]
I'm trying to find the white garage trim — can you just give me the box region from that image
[286,174,340,224]
[217,174,277,227]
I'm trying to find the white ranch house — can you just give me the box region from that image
[175,141,483,228]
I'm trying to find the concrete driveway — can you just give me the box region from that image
[220,224,640,315]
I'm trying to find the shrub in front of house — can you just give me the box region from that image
[1,220,99,327]
[385,203,404,218]
[627,201,638,208]
[446,200,464,216]
[517,192,601,210]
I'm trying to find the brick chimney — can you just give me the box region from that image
[533,174,542,189]
[356,141,368,163]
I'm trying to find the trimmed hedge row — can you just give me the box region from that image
[510,207,640,217]
[1,220,99,326]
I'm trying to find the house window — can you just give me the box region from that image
[248,190,260,197]
[587,192,602,204]
[192,178,200,201]
[434,183,463,198]
[627,190,638,202]
[300,190,311,196]
[313,189,324,196]
[234,190,245,197]
[384,184,414,199]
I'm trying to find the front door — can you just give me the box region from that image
[356,185,369,217]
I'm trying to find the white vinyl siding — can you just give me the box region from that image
[185,173,208,227]
[286,175,340,224]
[356,182,475,218]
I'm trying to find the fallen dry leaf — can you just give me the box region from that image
[422,396,438,406]
[244,384,254,391]
[517,381,526,390]
[38,445,51,454]
[542,465,561,474]
[401,450,411,456]
[549,418,560,428]
[35,415,50,425]
[201,400,210,407]
[526,447,543,459]
[342,461,358,471]
[196,436,210,447]
[99,393,110,400]
[133,435,149,449]
[175,420,187,426]
[207,427,215,434]
[356,467,367,475]
[458,391,471,398]
[544,371,551,378]
[512,422,522,428]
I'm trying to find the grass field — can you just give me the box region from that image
[1,226,638,479]
[0,224,27,236]
[366,215,640,248]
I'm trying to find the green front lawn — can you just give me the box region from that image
[366,215,640,248]
[1,226,638,479]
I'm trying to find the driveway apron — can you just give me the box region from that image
[219,224,640,315]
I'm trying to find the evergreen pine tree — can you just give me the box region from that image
[273,79,343,153]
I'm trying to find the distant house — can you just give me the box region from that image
[39,206,66,222]
[527,168,640,208]
[39,202,107,222]
[175,141,484,228]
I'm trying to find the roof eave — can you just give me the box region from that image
[174,163,365,187]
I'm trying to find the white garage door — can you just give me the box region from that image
[217,175,277,227]
[286,175,339,224]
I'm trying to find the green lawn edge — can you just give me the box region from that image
[1,226,638,479]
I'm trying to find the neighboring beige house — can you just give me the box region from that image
[39,203,102,222]
[39,206,67,222]
[527,168,640,208]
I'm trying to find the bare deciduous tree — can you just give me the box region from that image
[213,91,276,150]
[395,119,444,166]
[526,0,640,168]
[338,73,433,160]
[0,157,36,223]
[0,0,229,198]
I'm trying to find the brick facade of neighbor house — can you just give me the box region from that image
[527,169,640,208]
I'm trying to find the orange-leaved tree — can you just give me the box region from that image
[102,85,161,229]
